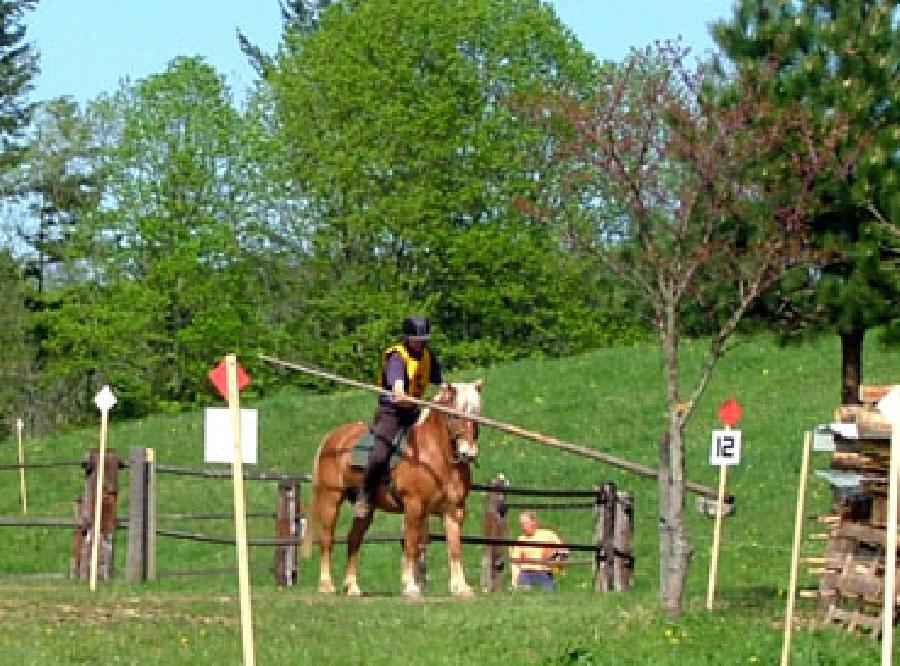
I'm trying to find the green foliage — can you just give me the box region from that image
[266,0,637,381]
[714,1,899,349]
[0,0,38,175]
[36,58,283,418]
[0,248,31,428]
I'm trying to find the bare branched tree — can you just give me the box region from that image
[519,42,855,617]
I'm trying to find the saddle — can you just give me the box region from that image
[349,428,410,469]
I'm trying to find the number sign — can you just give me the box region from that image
[710,429,742,466]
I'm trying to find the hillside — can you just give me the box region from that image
[0,333,897,663]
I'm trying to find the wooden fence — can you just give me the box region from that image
[0,447,634,593]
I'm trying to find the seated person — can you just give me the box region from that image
[509,511,568,591]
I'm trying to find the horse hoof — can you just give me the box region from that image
[318,582,336,594]
[403,585,422,599]
[345,583,362,597]
[452,584,474,598]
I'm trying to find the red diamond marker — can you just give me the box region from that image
[209,359,251,400]
[717,398,743,428]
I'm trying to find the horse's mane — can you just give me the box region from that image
[419,381,482,424]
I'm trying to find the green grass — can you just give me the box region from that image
[0,333,897,664]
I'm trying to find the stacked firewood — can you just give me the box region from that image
[817,384,896,635]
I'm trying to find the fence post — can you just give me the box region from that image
[481,473,508,593]
[274,479,305,586]
[613,490,635,590]
[127,447,157,582]
[127,447,146,582]
[593,482,616,593]
[73,448,120,581]
[70,495,84,579]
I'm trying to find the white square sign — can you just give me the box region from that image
[710,429,741,466]
[204,408,258,464]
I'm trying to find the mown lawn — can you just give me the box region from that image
[0,333,896,664]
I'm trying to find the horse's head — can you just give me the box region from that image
[435,379,483,464]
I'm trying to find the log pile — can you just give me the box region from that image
[815,384,896,636]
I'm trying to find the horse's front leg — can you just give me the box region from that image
[402,501,426,598]
[344,512,373,596]
[445,506,473,597]
[317,490,342,594]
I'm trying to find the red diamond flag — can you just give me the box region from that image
[209,359,251,400]
[717,398,743,428]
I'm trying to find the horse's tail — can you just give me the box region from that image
[301,435,327,559]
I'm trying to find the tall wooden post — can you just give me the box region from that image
[274,480,304,586]
[878,387,900,665]
[226,355,255,666]
[780,431,812,666]
[15,418,26,514]
[480,474,508,593]
[90,386,116,591]
[613,490,635,590]
[593,482,616,593]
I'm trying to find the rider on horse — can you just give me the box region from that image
[355,315,443,519]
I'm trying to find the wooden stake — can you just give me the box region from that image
[781,431,812,666]
[89,407,110,591]
[706,462,728,609]
[227,355,256,666]
[15,419,26,514]
[882,415,899,665]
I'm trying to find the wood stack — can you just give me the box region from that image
[815,384,896,636]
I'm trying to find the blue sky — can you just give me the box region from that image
[26,0,736,106]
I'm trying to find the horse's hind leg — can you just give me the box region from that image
[344,513,373,597]
[316,489,342,594]
[445,506,473,597]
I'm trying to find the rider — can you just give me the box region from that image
[355,315,443,519]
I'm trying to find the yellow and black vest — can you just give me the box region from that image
[381,344,432,399]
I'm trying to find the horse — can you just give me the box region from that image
[302,379,483,598]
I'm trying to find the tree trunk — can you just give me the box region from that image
[840,328,864,405]
[658,423,691,618]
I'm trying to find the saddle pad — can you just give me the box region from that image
[350,430,407,468]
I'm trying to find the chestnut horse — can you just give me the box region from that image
[302,380,483,598]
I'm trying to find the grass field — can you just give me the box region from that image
[0,333,897,664]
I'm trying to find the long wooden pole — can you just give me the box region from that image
[16,419,26,514]
[780,430,812,666]
[882,416,899,665]
[227,355,256,666]
[259,354,724,501]
[89,408,109,591]
[706,462,728,610]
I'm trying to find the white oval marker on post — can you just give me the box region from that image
[16,418,26,514]
[90,385,116,592]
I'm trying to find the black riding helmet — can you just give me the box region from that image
[402,315,430,342]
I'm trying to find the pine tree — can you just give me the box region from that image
[0,0,39,176]
[714,0,899,404]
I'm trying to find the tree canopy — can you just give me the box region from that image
[714,0,899,403]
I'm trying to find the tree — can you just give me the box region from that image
[42,58,277,417]
[16,98,104,294]
[237,0,338,75]
[521,42,853,616]
[0,248,30,429]
[714,0,899,404]
[0,0,38,178]
[265,0,623,379]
